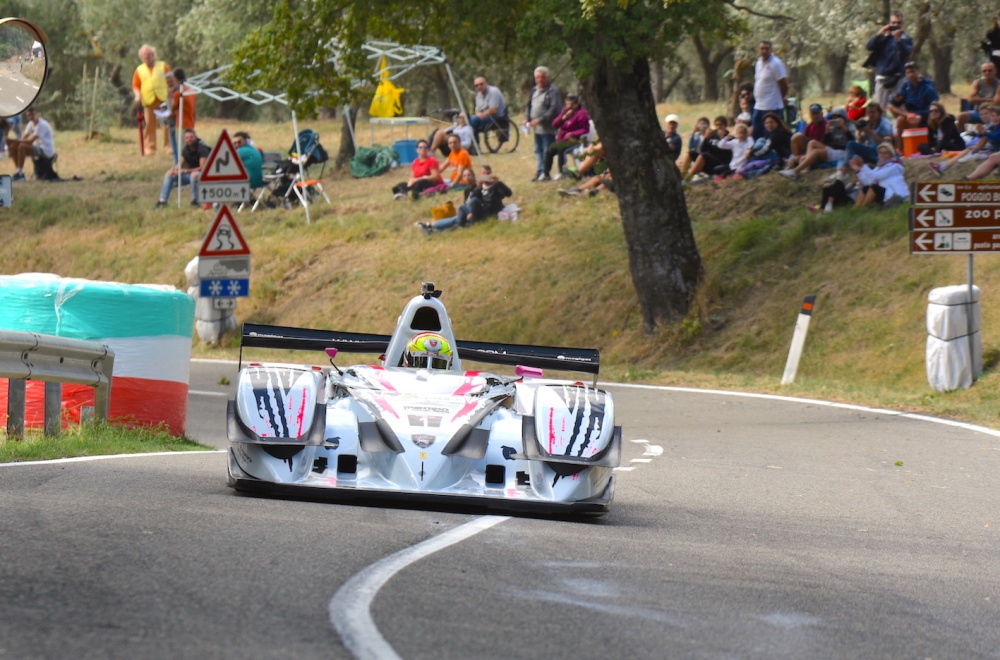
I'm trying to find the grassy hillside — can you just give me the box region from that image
[3,100,999,429]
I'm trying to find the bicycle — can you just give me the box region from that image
[480,115,519,154]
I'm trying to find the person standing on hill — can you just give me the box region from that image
[525,66,562,182]
[864,11,913,111]
[132,44,171,157]
[751,40,788,141]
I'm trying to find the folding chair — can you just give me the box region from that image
[246,151,284,212]
[284,130,330,207]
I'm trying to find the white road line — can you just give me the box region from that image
[0,450,223,467]
[629,458,652,463]
[189,389,229,397]
[329,515,509,659]
[613,466,636,472]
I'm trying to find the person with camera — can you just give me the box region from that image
[832,102,895,180]
[864,11,913,111]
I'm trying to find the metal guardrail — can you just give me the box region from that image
[0,330,115,439]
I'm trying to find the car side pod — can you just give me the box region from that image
[517,384,620,467]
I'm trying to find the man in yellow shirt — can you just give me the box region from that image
[131,44,171,156]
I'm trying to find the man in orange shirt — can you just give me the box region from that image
[132,44,171,156]
[440,134,472,188]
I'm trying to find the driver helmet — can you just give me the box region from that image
[404,332,453,369]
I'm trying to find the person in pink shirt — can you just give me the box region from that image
[391,139,443,200]
[543,95,591,181]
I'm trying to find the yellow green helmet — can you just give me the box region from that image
[404,332,453,369]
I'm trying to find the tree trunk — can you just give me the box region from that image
[651,60,665,102]
[335,105,358,169]
[825,51,850,93]
[928,34,953,95]
[582,56,702,331]
[693,34,728,102]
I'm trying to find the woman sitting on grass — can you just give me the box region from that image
[809,143,906,213]
[919,102,965,155]
[416,166,512,234]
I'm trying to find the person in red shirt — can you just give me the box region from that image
[392,140,443,200]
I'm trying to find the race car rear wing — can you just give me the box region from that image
[239,323,601,378]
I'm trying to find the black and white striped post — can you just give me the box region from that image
[781,295,816,386]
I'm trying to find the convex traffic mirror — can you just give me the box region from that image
[0,18,48,118]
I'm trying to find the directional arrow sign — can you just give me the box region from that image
[910,229,1000,254]
[908,206,1000,231]
[910,181,1000,205]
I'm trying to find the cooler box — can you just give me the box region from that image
[392,139,418,165]
[901,128,928,157]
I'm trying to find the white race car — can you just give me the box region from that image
[227,283,621,515]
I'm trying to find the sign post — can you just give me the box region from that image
[198,205,251,309]
[908,180,999,386]
[197,129,251,205]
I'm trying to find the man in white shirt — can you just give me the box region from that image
[752,40,789,141]
[5,106,56,181]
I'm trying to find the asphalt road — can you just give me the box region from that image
[0,65,41,117]
[1,360,998,659]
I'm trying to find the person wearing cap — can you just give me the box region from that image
[543,94,590,181]
[887,61,939,146]
[864,11,913,111]
[663,114,683,161]
[751,40,789,141]
[779,108,854,180]
[787,103,827,168]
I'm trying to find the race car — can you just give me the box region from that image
[226,282,621,515]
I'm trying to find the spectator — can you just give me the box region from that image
[132,44,171,157]
[788,104,827,167]
[170,68,197,147]
[809,144,906,212]
[845,85,868,122]
[232,131,263,189]
[5,106,56,181]
[569,141,605,180]
[739,112,793,178]
[864,11,913,111]
[779,108,854,180]
[163,72,179,163]
[439,134,473,188]
[957,62,999,131]
[920,102,965,155]
[678,117,710,176]
[155,128,210,207]
[417,165,513,233]
[525,66,562,181]
[837,102,894,176]
[544,94,590,180]
[751,40,789,140]
[663,114,683,162]
[685,116,732,182]
[429,112,475,157]
[735,94,753,126]
[557,168,613,197]
[853,143,907,207]
[469,76,508,141]
[981,14,1000,71]
[391,139,443,200]
[930,104,1000,176]
[715,122,754,180]
[887,61,939,146]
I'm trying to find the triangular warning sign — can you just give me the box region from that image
[200,129,250,183]
[199,205,251,257]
